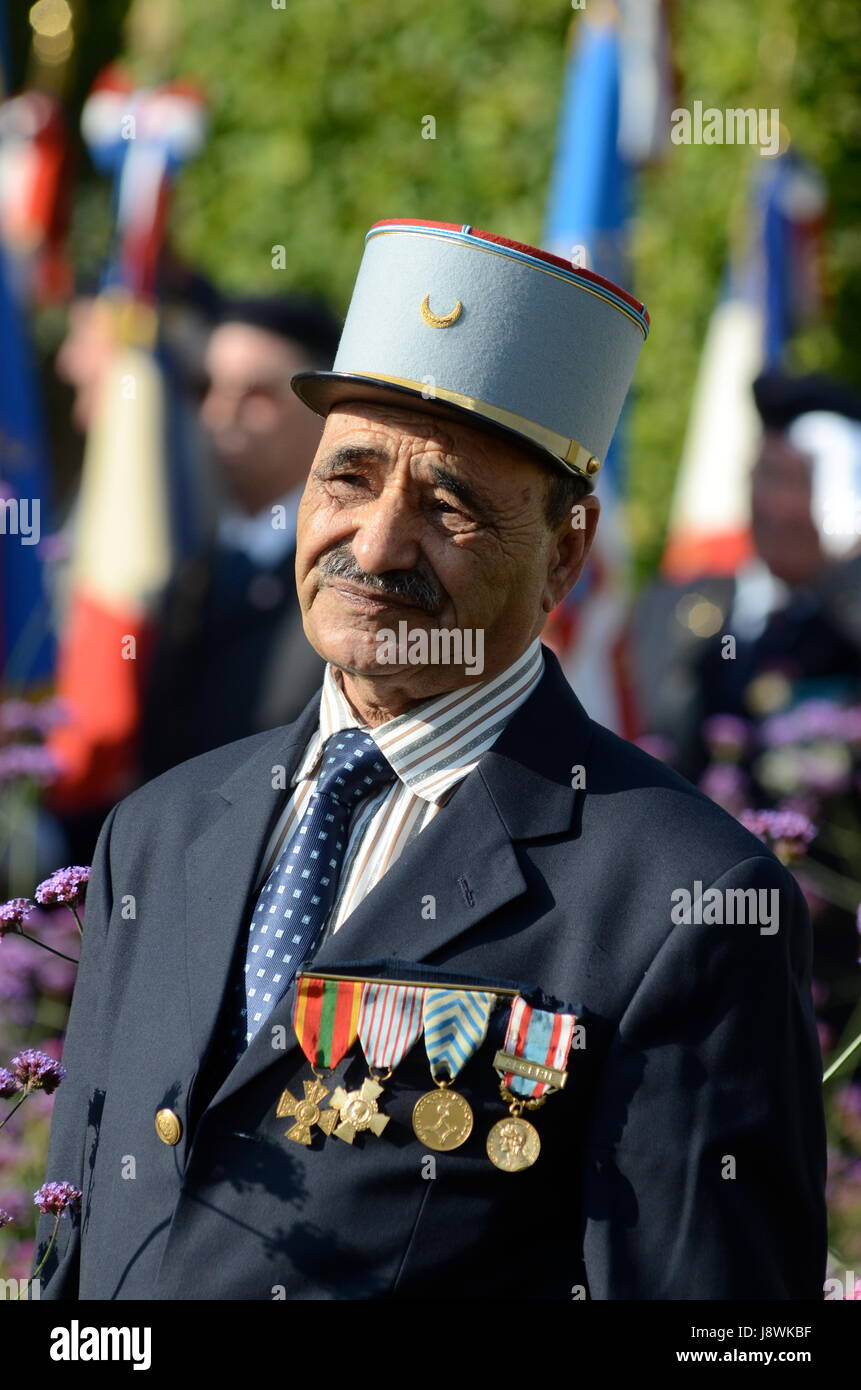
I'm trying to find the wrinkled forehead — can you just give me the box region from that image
[317,400,548,497]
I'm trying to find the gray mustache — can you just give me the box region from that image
[318,547,442,612]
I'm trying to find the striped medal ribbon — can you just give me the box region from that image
[329,983,426,1145]
[487,996,578,1173]
[412,988,497,1152]
[274,975,363,1145]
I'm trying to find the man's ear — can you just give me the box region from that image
[541,494,600,613]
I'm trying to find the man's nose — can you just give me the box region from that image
[351,487,423,575]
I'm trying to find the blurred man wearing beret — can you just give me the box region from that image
[138,293,339,781]
[35,221,826,1300]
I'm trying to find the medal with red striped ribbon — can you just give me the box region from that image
[487,996,577,1172]
[329,982,426,1144]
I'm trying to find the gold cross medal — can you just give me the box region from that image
[276,1076,338,1145]
[275,975,364,1145]
[330,981,427,1144]
[487,997,577,1173]
[412,988,497,1152]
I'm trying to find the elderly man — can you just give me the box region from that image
[34,221,826,1301]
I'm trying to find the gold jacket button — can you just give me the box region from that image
[155,1108,182,1145]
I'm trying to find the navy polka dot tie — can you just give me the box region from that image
[235,730,397,1053]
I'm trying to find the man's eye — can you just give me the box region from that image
[328,473,366,489]
[434,499,462,515]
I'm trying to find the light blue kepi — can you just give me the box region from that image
[291,218,650,488]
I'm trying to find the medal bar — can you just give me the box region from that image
[303,970,521,997]
[492,1050,568,1092]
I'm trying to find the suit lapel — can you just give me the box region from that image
[202,647,593,1113]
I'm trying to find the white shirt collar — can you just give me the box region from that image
[217,483,303,567]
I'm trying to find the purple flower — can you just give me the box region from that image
[0,697,68,736]
[0,898,32,937]
[0,1067,21,1098]
[0,932,40,1012]
[34,865,90,908]
[739,808,817,863]
[832,1084,861,1119]
[9,1049,67,1093]
[0,1207,13,1228]
[33,1180,82,1217]
[699,763,749,815]
[37,532,72,564]
[843,707,861,744]
[702,714,751,759]
[793,700,848,741]
[761,700,849,747]
[760,711,801,748]
[0,744,61,785]
[778,791,821,821]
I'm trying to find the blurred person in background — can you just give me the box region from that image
[633,371,861,780]
[137,293,340,780]
[54,287,118,438]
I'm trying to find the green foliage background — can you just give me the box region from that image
[73,0,861,580]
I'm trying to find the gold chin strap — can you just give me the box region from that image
[342,370,602,482]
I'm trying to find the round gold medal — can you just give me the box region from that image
[486,1114,541,1172]
[412,1088,474,1151]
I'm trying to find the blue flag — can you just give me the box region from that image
[0,244,55,687]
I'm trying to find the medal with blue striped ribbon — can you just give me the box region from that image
[412,987,496,1151]
[487,996,577,1172]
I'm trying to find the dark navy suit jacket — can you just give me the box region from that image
[34,646,827,1299]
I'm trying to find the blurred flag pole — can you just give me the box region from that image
[661,150,827,581]
[541,0,672,736]
[48,68,207,814]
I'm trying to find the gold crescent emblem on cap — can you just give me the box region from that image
[420,294,462,328]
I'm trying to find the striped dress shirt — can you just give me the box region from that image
[253,637,545,942]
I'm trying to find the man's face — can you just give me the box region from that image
[200,323,323,509]
[295,402,598,701]
[750,430,823,586]
[55,298,116,434]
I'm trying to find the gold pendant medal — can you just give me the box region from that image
[276,1069,339,1146]
[277,975,365,1145]
[486,1089,542,1172]
[486,995,579,1173]
[412,1078,474,1151]
[412,986,498,1151]
[329,1072,391,1144]
[329,981,428,1145]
